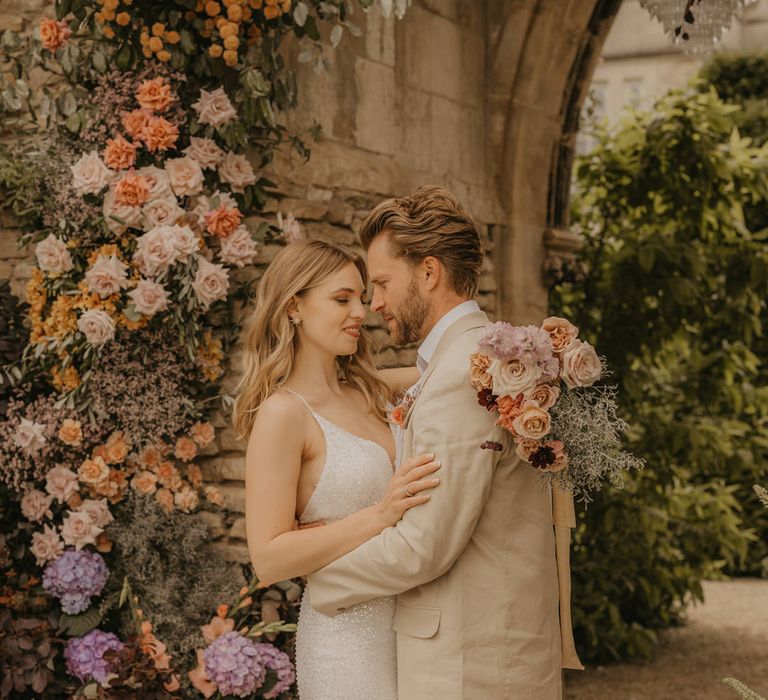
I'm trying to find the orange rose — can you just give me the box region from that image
[155,487,174,511]
[114,173,150,207]
[542,316,579,353]
[58,418,83,446]
[105,431,130,464]
[389,405,405,427]
[131,470,158,494]
[156,461,182,491]
[174,436,197,462]
[136,77,173,112]
[141,116,179,153]
[139,445,162,469]
[495,393,524,433]
[190,421,215,447]
[40,18,72,51]
[469,352,493,391]
[103,135,138,170]
[205,205,242,238]
[187,464,203,488]
[92,444,109,462]
[78,456,110,484]
[122,109,152,139]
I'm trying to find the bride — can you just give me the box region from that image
[232,239,442,699]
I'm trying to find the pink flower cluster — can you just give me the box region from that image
[470,316,603,473]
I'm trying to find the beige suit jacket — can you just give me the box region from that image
[308,311,575,699]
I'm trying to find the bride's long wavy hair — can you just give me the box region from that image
[232,239,390,440]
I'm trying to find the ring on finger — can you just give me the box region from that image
[404,486,414,497]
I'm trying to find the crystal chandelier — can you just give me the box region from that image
[638,0,756,54]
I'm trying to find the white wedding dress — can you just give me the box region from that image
[284,389,398,700]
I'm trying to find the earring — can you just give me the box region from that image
[290,316,302,326]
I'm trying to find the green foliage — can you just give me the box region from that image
[555,86,768,661]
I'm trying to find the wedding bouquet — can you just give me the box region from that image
[469,316,644,502]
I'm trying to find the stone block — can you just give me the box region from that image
[218,426,247,452]
[201,454,245,482]
[229,517,247,540]
[354,57,397,156]
[326,199,355,226]
[0,232,28,259]
[0,15,23,32]
[364,8,396,66]
[302,221,357,246]
[0,259,13,280]
[217,482,246,513]
[277,197,329,221]
[395,86,432,173]
[198,510,227,539]
[213,541,251,564]
[429,95,462,176]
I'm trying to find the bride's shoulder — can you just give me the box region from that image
[249,390,309,441]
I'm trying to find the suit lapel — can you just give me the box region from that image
[402,310,489,430]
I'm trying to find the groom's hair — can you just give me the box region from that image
[359,185,484,298]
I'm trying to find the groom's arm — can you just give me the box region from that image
[307,363,512,617]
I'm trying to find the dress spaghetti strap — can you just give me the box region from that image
[280,387,315,415]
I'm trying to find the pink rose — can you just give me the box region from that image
[77,309,115,346]
[142,195,184,229]
[523,383,561,411]
[488,358,541,398]
[30,524,64,566]
[137,166,173,200]
[35,233,74,275]
[190,422,215,447]
[61,510,103,550]
[103,189,143,233]
[14,417,47,453]
[192,87,237,128]
[76,498,114,528]
[45,465,79,503]
[71,150,114,195]
[174,437,197,462]
[85,255,130,298]
[21,489,54,522]
[218,152,256,193]
[561,339,602,389]
[511,400,552,440]
[184,137,225,169]
[166,156,204,197]
[174,486,199,513]
[218,226,258,267]
[168,225,200,260]
[192,256,230,309]
[133,227,180,277]
[128,279,170,317]
[542,316,579,354]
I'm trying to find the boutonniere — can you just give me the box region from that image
[389,378,424,429]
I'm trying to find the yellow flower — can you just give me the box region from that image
[142,47,152,58]
[219,21,237,38]
[165,30,180,44]
[156,49,171,62]
[208,43,223,57]
[116,12,131,25]
[102,9,116,21]
[223,49,238,65]
[223,35,239,50]
[148,36,163,52]
[227,4,243,21]
[139,31,149,45]
[151,22,165,36]
[104,0,119,10]
[205,1,221,16]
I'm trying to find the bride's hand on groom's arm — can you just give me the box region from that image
[374,453,441,529]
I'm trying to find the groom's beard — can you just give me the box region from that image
[391,278,430,345]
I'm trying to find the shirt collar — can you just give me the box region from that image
[416,300,481,374]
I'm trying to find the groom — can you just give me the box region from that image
[307,186,580,698]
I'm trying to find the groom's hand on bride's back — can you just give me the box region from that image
[374,453,441,529]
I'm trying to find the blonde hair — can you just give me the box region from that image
[359,185,483,297]
[232,239,390,440]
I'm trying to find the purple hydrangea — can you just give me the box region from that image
[42,549,109,614]
[478,322,559,381]
[204,631,267,697]
[64,629,124,683]
[254,642,295,698]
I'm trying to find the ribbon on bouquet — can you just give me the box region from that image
[552,486,584,670]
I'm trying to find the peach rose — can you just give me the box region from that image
[45,466,79,503]
[71,151,114,196]
[139,445,163,469]
[190,422,215,447]
[204,485,224,506]
[30,524,64,566]
[155,487,174,511]
[166,156,204,197]
[186,464,203,488]
[495,393,524,433]
[390,405,405,427]
[174,436,197,462]
[218,152,256,193]
[489,357,541,398]
[103,189,143,233]
[132,470,158,495]
[168,224,200,260]
[85,255,130,298]
[137,77,173,112]
[128,279,169,317]
[511,400,551,441]
[542,316,579,353]
[137,166,173,200]
[77,309,116,345]
[14,417,47,453]
[524,383,561,411]
[77,498,114,528]
[156,462,182,491]
[142,195,183,229]
[174,485,199,513]
[114,172,150,206]
[218,226,258,267]
[58,418,83,446]
[105,432,130,464]
[21,489,54,523]
[515,437,540,463]
[192,87,237,128]
[469,352,493,391]
[35,233,73,275]
[61,510,103,550]
[122,109,152,139]
[103,134,138,170]
[133,226,180,277]
[78,456,110,485]
[561,339,602,389]
[39,18,72,51]
[192,256,230,309]
[184,137,225,169]
[141,116,179,153]
[205,205,242,238]
[201,614,235,645]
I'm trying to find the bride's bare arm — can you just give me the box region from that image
[244,393,441,588]
[378,367,421,399]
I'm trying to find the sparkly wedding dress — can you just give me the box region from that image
[284,389,398,700]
